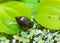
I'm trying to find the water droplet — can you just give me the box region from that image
[5,20,17,25]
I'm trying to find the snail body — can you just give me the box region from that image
[15,16,33,28]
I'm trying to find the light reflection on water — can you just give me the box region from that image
[0,39,20,43]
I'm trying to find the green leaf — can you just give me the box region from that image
[0,1,32,34]
[2,1,32,19]
[35,0,60,30]
[21,0,39,12]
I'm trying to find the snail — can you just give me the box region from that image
[15,16,33,28]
